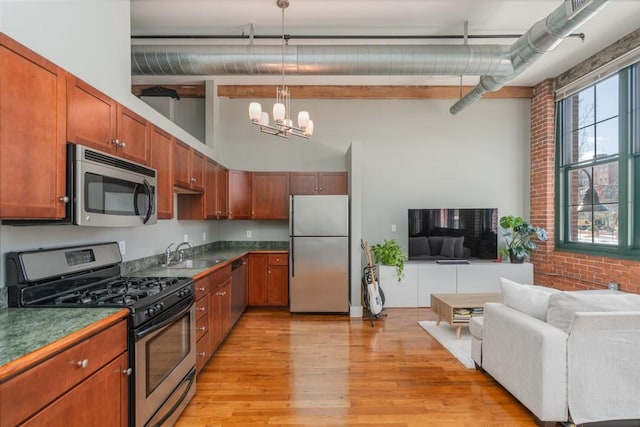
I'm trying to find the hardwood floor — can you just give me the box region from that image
[177,307,538,426]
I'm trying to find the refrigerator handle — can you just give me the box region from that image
[290,237,295,277]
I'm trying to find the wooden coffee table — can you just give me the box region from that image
[430,293,503,339]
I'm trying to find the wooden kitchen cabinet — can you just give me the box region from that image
[67,76,149,165]
[209,265,232,354]
[251,172,290,219]
[228,170,252,219]
[248,253,289,306]
[217,166,229,218]
[173,139,204,192]
[0,34,68,219]
[204,159,219,219]
[290,172,348,195]
[0,317,129,427]
[194,276,211,374]
[149,125,174,219]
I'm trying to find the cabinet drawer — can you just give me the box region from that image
[195,295,209,321]
[196,314,208,341]
[194,278,210,300]
[268,254,288,266]
[210,265,231,286]
[0,320,127,427]
[195,332,210,374]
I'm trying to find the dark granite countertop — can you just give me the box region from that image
[0,307,125,370]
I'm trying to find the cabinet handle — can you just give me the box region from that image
[191,177,197,183]
[59,196,70,203]
[268,270,271,274]
[198,326,206,331]
[198,287,206,292]
[76,359,89,368]
[197,306,206,312]
[120,141,126,148]
[197,352,206,357]
[122,368,133,376]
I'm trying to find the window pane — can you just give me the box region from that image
[593,203,618,245]
[575,86,595,128]
[595,117,618,157]
[595,74,619,121]
[569,206,593,243]
[568,168,589,208]
[572,125,595,162]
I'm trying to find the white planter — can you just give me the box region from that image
[377,264,418,307]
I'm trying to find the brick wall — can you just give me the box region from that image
[529,79,640,294]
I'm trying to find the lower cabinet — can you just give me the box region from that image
[248,253,289,306]
[0,317,129,427]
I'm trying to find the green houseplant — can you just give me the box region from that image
[370,239,408,281]
[498,215,548,263]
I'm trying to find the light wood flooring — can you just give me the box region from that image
[176,307,538,426]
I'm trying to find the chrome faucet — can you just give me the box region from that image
[163,241,193,264]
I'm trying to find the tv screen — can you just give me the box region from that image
[408,208,498,260]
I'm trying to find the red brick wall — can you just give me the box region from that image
[529,79,640,294]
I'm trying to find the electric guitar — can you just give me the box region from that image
[362,240,384,316]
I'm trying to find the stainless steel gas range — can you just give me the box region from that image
[6,242,196,427]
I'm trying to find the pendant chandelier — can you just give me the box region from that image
[248,0,313,139]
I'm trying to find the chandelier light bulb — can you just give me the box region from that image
[304,120,314,137]
[249,102,262,122]
[273,103,286,123]
[259,112,270,126]
[297,111,310,128]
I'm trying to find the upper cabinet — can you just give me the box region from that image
[149,126,174,219]
[216,166,229,219]
[251,172,289,220]
[173,139,204,192]
[0,34,68,219]
[290,172,348,195]
[67,76,150,165]
[228,170,252,219]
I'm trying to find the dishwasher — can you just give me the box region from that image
[231,258,246,324]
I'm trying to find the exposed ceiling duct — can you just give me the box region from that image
[130,0,610,114]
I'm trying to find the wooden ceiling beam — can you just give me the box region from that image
[133,84,533,100]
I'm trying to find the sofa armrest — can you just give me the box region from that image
[567,312,640,425]
[482,303,569,422]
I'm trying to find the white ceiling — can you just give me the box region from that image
[130,0,640,87]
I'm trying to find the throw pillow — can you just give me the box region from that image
[408,236,430,257]
[428,236,444,255]
[453,236,465,258]
[499,277,560,321]
[440,237,455,258]
[547,292,640,333]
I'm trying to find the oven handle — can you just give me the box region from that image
[135,295,194,340]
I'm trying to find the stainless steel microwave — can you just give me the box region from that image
[72,144,157,227]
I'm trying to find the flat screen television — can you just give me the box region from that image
[408,208,498,260]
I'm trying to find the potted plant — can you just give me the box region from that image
[498,215,548,263]
[370,239,408,281]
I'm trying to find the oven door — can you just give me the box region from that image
[133,297,196,427]
[74,144,157,227]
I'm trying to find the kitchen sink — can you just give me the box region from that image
[162,258,227,269]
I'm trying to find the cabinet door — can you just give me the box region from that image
[149,126,173,219]
[248,254,269,306]
[216,167,229,218]
[173,140,192,189]
[219,280,232,336]
[289,172,318,195]
[318,172,348,195]
[0,36,67,219]
[268,265,289,306]
[20,353,129,427]
[204,159,218,219]
[191,150,205,192]
[252,172,289,219]
[116,105,149,165]
[67,74,117,153]
[228,170,252,219]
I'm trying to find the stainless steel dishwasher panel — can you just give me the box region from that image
[231,258,246,324]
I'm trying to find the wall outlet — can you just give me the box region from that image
[183,234,189,243]
[202,231,207,241]
[391,224,397,232]
[118,240,126,255]
[246,230,252,238]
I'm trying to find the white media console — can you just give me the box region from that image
[377,261,534,308]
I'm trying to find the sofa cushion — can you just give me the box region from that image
[453,236,465,258]
[440,237,456,257]
[547,292,640,333]
[499,277,560,321]
[409,236,430,257]
[428,236,444,255]
[469,316,483,339]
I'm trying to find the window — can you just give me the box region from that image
[556,63,639,257]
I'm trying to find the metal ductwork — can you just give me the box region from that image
[132,44,513,77]
[449,0,609,114]
[130,0,610,114]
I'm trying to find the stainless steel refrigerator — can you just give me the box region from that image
[289,195,349,313]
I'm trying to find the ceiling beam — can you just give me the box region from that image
[132,84,533,100]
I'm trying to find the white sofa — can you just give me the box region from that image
[472,279,640,426]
